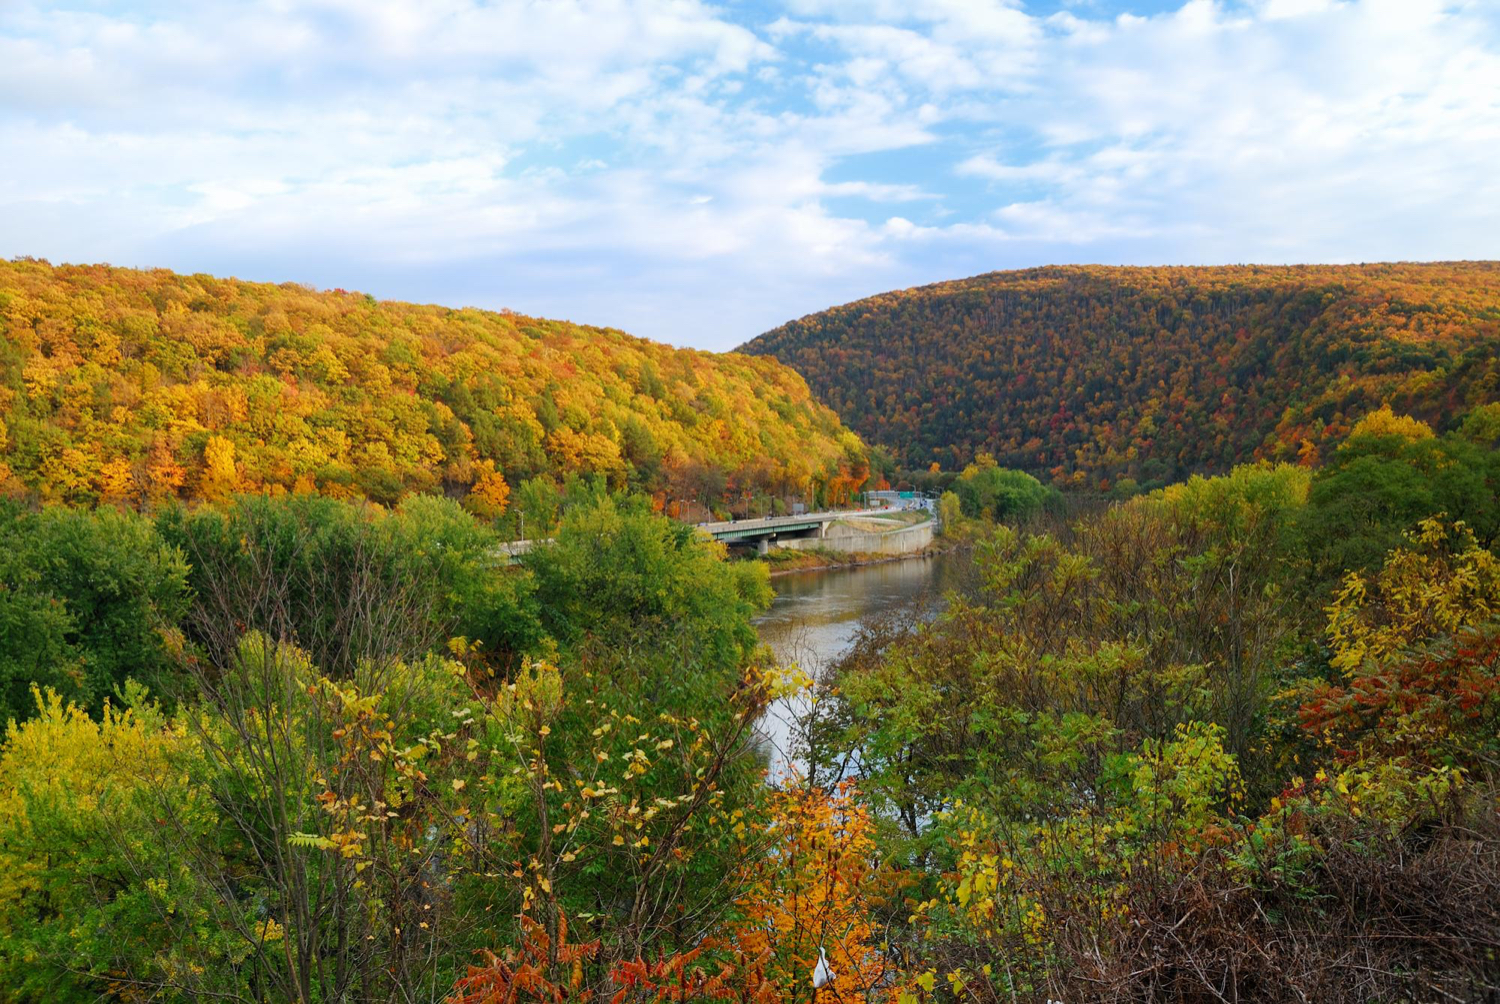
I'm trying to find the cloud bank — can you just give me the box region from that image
[2,0,1497,348]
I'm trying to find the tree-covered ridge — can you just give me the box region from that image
[743,262,1500,487]
[0,258,863,507]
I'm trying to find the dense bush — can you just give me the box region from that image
[0,502,188,721]
[3,406,1499,1003]
[157,492,539,677]
[527,493,771,678]
[1298,403,1500,591]
[0,490,781,1001]
[949,453,1059,522]
[802,412,1500,1002]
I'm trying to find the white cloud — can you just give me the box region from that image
[1,0,1497,348]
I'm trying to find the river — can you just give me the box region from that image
[752,552,959,778]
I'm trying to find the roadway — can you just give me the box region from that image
[695,507,895,542]
[496,506,916,561]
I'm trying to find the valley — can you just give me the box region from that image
[1,259,1497,1004]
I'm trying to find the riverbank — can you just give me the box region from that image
[758,536,956,577]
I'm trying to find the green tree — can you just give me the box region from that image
[518,495,775,952]
[937,489,962,533]
[525,494,771,682]
[158,493,539,677]
[0,502,189,722]
[513,475,562,540]
[0,686,228,1000]
[1299,408,1500,594]
[952,453,1058,522]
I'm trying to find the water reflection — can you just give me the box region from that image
[753,553,956,778]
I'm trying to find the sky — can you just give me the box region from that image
[2,0,1498,350]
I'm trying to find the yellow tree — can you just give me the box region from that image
[145,452,186,503]
[98,457,136,505]
[466,460,511,518]
[1345,404,1434,443]
[1325,517,1500,674]
[201,435,239,501]
[734,781,900,1003]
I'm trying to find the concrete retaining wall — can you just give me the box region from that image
[775,519,933,555]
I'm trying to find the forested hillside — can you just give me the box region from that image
[0,259,865,509]
[744,263,1500,487]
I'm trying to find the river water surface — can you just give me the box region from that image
[753,553,958,776]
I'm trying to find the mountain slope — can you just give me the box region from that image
[742,263,1500,487]
[0,259,863,506]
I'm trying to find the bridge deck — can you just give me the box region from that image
[695,507,891,539]
[496,508,913,562]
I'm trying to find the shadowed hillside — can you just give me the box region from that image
[743,263,1500,488]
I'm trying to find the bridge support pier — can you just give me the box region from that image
[757,538,770,556]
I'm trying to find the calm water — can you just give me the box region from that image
[753,553,957,777]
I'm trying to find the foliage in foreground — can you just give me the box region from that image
[0,492,786,1002]
[0,406,1498,1002]
[812,410,1500,1002]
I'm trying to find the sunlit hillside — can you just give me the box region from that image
[0,258,866,508]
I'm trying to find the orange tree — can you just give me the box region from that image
[447,779,909,1004]
[732,780,905,1004]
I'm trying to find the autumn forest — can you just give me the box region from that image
[745,263,1500,490]
[1,257,1498,1004]
[0,259,868,519]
